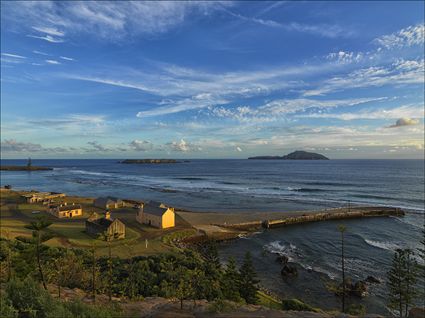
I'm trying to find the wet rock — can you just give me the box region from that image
[281,264,298,277]
[276,255,289,264]
[408,307,425,318]
[365,276,381,284]
[352,281,368,297]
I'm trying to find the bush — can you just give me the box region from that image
[208,299,239,313]
[6,277,49,317]
[4,278,123,318]
[281,298,317,312]
[346,303,366,315]
[0,294,18,318]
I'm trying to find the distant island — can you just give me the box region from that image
[248,150,329,160]
[120,159,183,164]
[1,166,53,171]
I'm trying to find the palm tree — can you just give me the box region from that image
[25,217,52,290]
[337,224,347,313]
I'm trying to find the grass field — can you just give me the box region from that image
[0,189,194,257]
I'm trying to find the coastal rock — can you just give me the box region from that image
[365,276,381,284]
[281,264,298,277]
[352,281,368,297]
[335,279,368,298]
[276,255,289,264]
[408,307,425,318]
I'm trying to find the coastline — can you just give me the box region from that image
[1,187,407,246]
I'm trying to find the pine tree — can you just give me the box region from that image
[387,248,419,318]
[337,224,347,313]
[403,249,418,316]
[222,257,242,302]
[25,217,52,290]
[239,252,259,304]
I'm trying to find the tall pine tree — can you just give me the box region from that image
[222,257,242,302]
[239,252,259,304]
[387,248,418,318]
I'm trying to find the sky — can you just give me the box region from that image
[1,1,424,159]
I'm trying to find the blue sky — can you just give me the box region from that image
[1,1,424,159]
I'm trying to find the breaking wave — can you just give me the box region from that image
[364,239,401,251]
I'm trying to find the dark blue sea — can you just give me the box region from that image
[1,159,424,314]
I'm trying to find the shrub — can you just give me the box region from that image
[0,294,18,318]
[208,299,239,313]
[281,298,317,312]
[346,303,366,315]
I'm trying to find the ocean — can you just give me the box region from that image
[1,159,424,314]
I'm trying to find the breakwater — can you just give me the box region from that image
[221,207,405,231]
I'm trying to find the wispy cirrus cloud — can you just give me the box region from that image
[222,7,353,38]
[1,53,26,59]
[33,50,50,56]
[303,58,424,96]
[27,34,64,43]
[374,23,425,49]
[4,1,233,41]
[45,59,61,65]
[209,97,387,123]
[297,104,424,121]
[60,56,75,61]
[32,26,65,37]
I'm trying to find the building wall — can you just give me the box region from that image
[141,213,162,228]
[106,220,126,239]
[161,209,175,229]
[51,208,82,218]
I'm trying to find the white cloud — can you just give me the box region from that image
[167,139,201,152]
[374,24,425,49]
[32,26,65,37]
[222,7,353,38]
[388,117,420,128]
[298,104,424,121]
[129,140,153,151]
[45,59,61,65]
[1,53,26,59]
[210,97,386,122]
[0,139,70,153]
[60,56,75,61]
[303,59,424,96]
[5,1,232,41]
[326,51,363,64]
[33,50,50,56]
[27,34,64,43]
[87,141,110,152]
